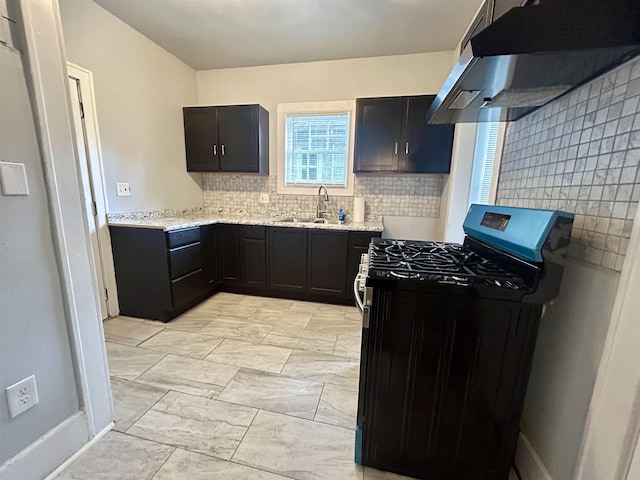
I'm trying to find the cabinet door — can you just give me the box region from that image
[217,224,241,284]
[269,228,307,292]
[241,226,267,288]
[307,230,348,297]
[400,96,455,174]
[110,226,172,321]
[217,105,259,173]
[200,224,220,290]
[354,97,404,172]
[183,107,219,172]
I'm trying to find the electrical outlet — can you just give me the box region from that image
[6,375,39,418]
[116,182,131,197]
[259,193,269,204]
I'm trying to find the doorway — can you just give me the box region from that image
[67,63,118,319]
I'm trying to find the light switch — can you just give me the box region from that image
[0,162,29,196]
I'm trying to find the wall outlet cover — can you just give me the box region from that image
[116,182,131,197]
[0,161,30,196]
[6,375,39,418]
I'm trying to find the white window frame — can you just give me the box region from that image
[468,121,506,206]
[277,100,356,196]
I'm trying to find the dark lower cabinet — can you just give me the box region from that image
[200,224,220,291]
[307,230,348,297]
[217,224,241,285]
[269,228,307,292]
[241,226,267,288]
[110,223,382,322]
[110,226,208,322]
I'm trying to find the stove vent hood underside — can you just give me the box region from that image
[427,0,640,124]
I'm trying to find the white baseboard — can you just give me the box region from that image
[515,432,554,480]
[44,421,112,479]
[0,412,90,480]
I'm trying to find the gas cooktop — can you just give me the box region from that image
[368,239,529,290]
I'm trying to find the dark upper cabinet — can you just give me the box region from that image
[183,104,269,174]
[354,95,454,174]
[354,97,404,172]
[400,96,456,174]
[307,230,349,297]
[269,228,307,292]
[184,107,219,172]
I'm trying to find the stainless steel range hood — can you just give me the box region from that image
[427,0,640,124]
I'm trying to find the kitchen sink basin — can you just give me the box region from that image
[276,217,315,223]
[275,217,344,225]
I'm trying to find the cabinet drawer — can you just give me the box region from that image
[242,225,266,240]
[169,243,202,279]
[171,269,205,308]
[349,231,378,248]
[167,228,200,249]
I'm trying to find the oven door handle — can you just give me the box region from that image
[354,274,364,312]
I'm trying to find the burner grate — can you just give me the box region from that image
[369,239,530,291]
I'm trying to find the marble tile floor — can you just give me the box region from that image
[55,292,519,480]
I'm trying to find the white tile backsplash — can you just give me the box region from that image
[202,174,443,221]
[497,55,640,271]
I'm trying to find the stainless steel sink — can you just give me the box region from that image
[276,217,315,223]
[275,217,344,225]
[311,218,342,225]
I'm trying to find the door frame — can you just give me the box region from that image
[67,63,119,317]
[4,2,114,477]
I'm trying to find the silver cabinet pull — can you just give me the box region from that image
[405,142,409,154]
[213,144,217,156]
[221,144,225,156]
[394,142,398,155]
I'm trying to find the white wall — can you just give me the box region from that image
[0,13,79,466]
[197,51,454,176]
[517,260,620,480]
[59,0,201,213]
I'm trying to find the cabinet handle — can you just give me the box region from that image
[394,142,398,155]
[213,144,217,156]
[405,142,409,154]
[221,144,225,156]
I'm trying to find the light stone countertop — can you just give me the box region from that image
[107,214,383,232]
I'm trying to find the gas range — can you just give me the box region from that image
[355,204,575,480]
[367,239,529,290]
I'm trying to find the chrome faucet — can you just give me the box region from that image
[317,185,329,219]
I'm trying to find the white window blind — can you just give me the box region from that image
[284,112,350,187]
[469,122,500,205]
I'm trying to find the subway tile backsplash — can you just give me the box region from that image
[202,174,443,221]
[497,56,640,271]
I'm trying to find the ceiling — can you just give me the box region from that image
[92,0,483,70]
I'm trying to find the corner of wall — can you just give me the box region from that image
[515,433,554,480]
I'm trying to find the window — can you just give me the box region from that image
[277,101,355,196]
[469,122,503,205]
